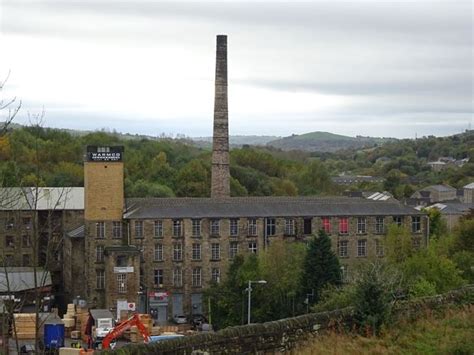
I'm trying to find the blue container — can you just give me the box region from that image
[44,323,65,349]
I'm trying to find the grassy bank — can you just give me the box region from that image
[296,305,474,355]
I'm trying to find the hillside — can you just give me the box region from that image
[191,135,280,148]
[267,131,396,152]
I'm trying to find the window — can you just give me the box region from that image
[229,242,239,259]
[135,221,143,238]
[338,240,348,257]
[375,217,385,234]
[154,244,164,261]
[211,243,220,260]
[22,254,31,266]
[211,268,221,283]
[357,217,367,234]
[376,239,384,257]
[230,219,239,236]
[96,245,104,263]
[192,243,201,260]
[5,218,14,230]
[210,219,220,236]
[5,235,14,248]
[192,219,201,237]
[112,222,122,239]
[248,218,257,236]
[173,268,183,287]
[303,218,312,235]
[248,242,257,254]
[322,217,331,234]
[173,243,182,261]
[173,219,183,237]
[154,269,164,286]
[393,216,403,227]
[357,240,367,257]
[412,216,421,233]
[265,218,276,236]
[192,268,202,287]
[22,234,31,248]
[116,255,127,267]
[339,217,349,234]
[22,217,32,229]
[154,220,163,238]
[285,218,295,235]
[96,270,105,289]
[96,222,105,238]
[117,274,127,293]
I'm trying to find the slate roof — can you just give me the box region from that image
[428,202,474,215]
[0,267,52,293]
[0,187,84,210]
[124,197,423,219]
[426,185,456,193]
[67,225,85,238]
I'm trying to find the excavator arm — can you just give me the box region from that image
[102,314,151,349]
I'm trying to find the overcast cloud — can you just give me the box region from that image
[0,0,472,138]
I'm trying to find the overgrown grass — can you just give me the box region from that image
[295,306,474,355]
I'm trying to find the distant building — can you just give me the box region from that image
[411,185,457,205]
[427,161,447,172]
[427,157,469,171]
[420,202,474,232]
[463,182,474,203]
[332,175,385,185]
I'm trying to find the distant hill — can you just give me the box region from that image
[191,135,280,148]
[266,131,396,152]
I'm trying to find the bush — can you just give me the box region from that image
[353,263,395,336]
[312,285,356,313]
[408,278,437,298]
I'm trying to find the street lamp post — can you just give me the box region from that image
[247,280,267,325]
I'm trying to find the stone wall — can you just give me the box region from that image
[109,285,473,355]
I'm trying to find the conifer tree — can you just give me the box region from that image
[300,230,342,303]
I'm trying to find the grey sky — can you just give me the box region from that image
[1,0,472,138]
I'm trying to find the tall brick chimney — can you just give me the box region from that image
[211,35,230,198]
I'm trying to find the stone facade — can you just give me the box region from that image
[0,207,84,307]
[211,34,230,199]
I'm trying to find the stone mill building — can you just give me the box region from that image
[1,35,428,324]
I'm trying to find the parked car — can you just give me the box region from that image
[173,314,188,324]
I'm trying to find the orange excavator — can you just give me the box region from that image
[101,313,151,350]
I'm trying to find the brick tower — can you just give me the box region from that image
[211,34,231,198]
[84,146,124,220]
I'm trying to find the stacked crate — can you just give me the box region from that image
[63,304,76,337]
[75,306,89,343]
[129,314,153,343]
[13,314,37,340]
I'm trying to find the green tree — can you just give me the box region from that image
[300,230,341,303]
[385,224,413,264]
[297,160,333,195]
[353,263,394,336]
[453,217,474,252]
[174,159,210,197]
[258,240,306,319]
[402,242,466,294]
[426,208,447,239]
